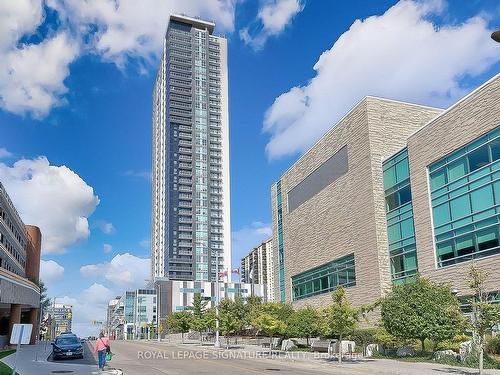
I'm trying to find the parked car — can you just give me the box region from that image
[52,335,84,360]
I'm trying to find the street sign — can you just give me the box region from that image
[10,324,33,375]
[10,324,32,345]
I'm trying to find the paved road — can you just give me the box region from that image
[47,340,98,366]
[108,340,500,375]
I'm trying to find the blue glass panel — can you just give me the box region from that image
[448,158,468,182]
[471,185,494,212]
[430,169,447,190]
[433,203,451,226]
[450,195,471,220]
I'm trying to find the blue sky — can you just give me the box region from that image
[0,0,499,335]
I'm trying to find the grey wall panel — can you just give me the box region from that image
[287,146,348,212]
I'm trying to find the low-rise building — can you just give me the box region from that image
[106,296,124,340]
[115,289,157,340]
[155,278,266,333]
[271,74,500,314]
[46,304,72,338]
[0,181,41,345]
[240,238,275,301]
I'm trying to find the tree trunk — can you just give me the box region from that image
[479,346,484,375]
[338,334,342,364]
[421,338,426,353]
[306,336,309,347]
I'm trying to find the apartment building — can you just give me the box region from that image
[240,238,276,301]
[151,14,231,282]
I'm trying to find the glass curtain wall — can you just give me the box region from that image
[383,149,418,284]
[429,127,500,267]
[291,254,356,301]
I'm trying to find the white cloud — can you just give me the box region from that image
[103,243,113,253]
[0,148,12,159]
[40,259,65,283]
[58,283,115,337]
[0,156,100,253]
[49,0,237,68]
[0,0,237,117]
[0,32,79,118]
[98,221,115,235]
[122,170,152,180]
[240,0,304,50]
[232,221,272,268]
[80,253,150,288]
[75,253,150,336]
[263,0,500,160]
[0,0,79,117]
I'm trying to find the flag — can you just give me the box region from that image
[218,270,228,278]
[231,268,240,275]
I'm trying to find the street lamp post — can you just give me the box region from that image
[214,247,221,348]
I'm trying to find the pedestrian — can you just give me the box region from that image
[95,331,111,370]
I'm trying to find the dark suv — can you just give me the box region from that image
[52,334,84,360]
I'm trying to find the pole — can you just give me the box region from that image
[157,282,160,342]
[11,325,24,375]
[214,248,221,348]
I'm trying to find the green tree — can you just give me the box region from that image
[191,294,209,343]
[322,287,359,363]
[219,299,244,347]
[381,276,464,352]
[38,281,51,340]
[39,281,51,312]
[251,302,292,350]
[244,296,263,326]
[467,265,500,375]
[167,311,191,343]
[286,307,320,346]
[349,328,379,356]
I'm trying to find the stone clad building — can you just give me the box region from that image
[271,74,500,310]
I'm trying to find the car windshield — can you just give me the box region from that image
[56,337,79,345]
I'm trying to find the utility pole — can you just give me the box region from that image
[214,247,221,348]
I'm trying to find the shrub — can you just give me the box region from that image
[487,335,500,355]
[349,328,378,353]
[436,334,471,352]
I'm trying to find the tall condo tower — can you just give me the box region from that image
[152,15,231,282]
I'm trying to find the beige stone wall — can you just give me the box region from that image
[273,96,442,309]
[408,74,500,295]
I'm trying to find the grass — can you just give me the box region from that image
[372,351,500,370]
[0,350,17,375]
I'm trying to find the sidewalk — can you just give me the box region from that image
[0,343,122,375]
[153,339,500,375]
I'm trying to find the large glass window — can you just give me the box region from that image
[429,126,500,267]
[292,254,355,301]
[383,149,419,284]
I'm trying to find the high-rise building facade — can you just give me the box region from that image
[152,15,231,282]
[271,74,500,312]
[240,238,276,301]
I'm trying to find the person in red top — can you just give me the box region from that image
[94,332,110,370]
